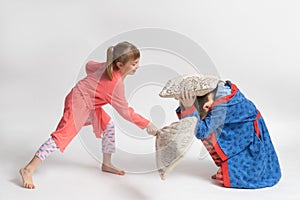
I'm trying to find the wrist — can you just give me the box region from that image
[181,105,196,117]
[147,122,151,127]
[181,104,193,110]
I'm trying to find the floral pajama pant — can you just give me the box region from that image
[35,120,116,161]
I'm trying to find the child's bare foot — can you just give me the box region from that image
[19,168,35,189]
[211,174,216,179]
[101,164,125,176]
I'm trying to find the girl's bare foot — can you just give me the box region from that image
[101,164,125,176]
[19,168,35,189]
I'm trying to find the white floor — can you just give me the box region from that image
[1,1,300,199]
[1,119,299,200]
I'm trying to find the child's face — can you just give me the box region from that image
[117,58,140,76]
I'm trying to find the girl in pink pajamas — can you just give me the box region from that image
[19,41,158,189]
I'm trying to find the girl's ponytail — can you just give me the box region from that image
[105,41,140,81]
[106,46,114,80]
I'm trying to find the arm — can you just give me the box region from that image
[178,91,226,140]
[110,80,150,129]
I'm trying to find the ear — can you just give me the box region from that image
[116,61,124,69]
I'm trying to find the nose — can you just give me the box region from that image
[203,102,212,112]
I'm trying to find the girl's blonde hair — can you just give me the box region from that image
[106,41,140,80]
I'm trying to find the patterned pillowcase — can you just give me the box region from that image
[159,74,220,98]
[156,117,197,180]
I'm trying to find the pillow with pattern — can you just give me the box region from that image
[156,117,197,180]
[159,74,220,98]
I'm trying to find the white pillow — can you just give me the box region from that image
[156,117,197,180]
[159,74,220,98]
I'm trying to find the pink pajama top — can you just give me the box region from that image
[76,61,150,132]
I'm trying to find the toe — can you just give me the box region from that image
[119,171,125,175]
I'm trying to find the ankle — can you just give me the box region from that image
[102,163,112,167]
[23,166,34,173]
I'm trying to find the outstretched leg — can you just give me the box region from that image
[20,87,91,189]
[20,137,59,189]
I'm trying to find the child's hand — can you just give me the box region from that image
[146,122,158,136]
[177,91,196,109]
[156,122,180,135]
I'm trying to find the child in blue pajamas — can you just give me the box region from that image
[176,80,281,189]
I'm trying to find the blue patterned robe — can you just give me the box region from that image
[176,81,281,188]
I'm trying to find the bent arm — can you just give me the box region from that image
[177,105,226,139]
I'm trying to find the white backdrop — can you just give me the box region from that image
[1,0,299,199]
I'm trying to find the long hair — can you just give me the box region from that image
[106,41,140,80]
